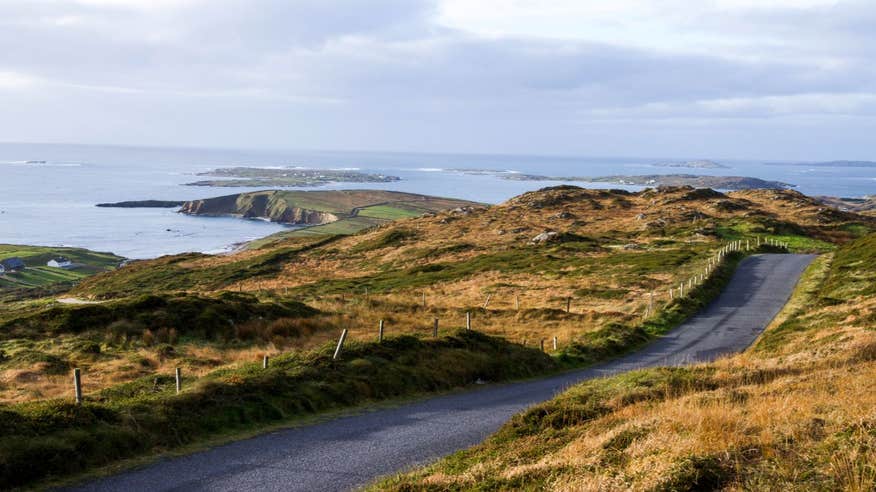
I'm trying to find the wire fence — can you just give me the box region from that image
[68,236,788,403]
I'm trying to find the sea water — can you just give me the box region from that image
[1,142,873,259]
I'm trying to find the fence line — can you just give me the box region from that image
[67,236,786,404]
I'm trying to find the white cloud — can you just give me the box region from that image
[0,71,39,90]
[0,0,873,158]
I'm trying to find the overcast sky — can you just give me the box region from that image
[1,0,874,160]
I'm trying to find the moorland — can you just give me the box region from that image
[0,185,873,489]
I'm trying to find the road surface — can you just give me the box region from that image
[69,253,815,492]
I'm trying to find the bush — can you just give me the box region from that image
[2,293,319,343]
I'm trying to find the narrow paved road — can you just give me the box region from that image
[69,254,815,492]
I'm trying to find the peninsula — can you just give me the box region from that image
[96,200,185,208]
[178,189,481,244]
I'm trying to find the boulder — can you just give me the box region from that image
[530,231,560,244]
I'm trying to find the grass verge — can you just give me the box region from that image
[0,331,554,489]
[558,249,746,366]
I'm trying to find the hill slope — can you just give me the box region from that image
[0,186,873,488]
[375,234,876,491]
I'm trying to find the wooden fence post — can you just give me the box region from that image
[175,367,181,394]
[669,288,674,300]
[466,311,471,331]
[433,318,439,337]
[553,336,558,351]
[263,355,269,369]
[566,297,571,313]
[73,368,82,405]
[333,329,348,360]
[540,339,545,352]
[515,295,520,311]
[422,292,426,307]
[378,319,384,343]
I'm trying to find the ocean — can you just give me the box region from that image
[1,142,874,259]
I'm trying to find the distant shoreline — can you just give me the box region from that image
[96,200,184,208]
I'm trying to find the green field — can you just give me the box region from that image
[0,244,123,289]
[356,204,426,220]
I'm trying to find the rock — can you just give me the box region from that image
[549,211,574,220]
[623,243,642,250]
[530,231,560,244]
[450,206,476,215]
[713,200,746,212]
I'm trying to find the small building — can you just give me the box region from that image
[47,257,73,269]
[0,257,26,272]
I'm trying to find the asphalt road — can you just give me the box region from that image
[69,253,815,492]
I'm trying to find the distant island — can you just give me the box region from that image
[450,169,792,190]
[767,160,876,168]
[96,200,184,208]
[185,167,402,187]
[586,174,793,190]
[652,159,729,169]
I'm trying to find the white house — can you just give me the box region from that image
[47,257,73,269]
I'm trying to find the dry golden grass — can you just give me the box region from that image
[373,234,876,491]
[4,186,869,406]
[381,334,876,490]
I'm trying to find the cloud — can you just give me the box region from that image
[0,71,39,90]
[0,0,874,159]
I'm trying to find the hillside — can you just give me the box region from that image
[817,195,876,216]
[0,186,872,488]
[375,233,876,490]
[69,186,869,302]
[12,186,867,398]
[0,244,122,293]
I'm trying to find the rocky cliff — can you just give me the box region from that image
[179,191,340,225]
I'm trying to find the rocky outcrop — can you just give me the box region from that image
[530,231,560,244]
[179,191,340,226]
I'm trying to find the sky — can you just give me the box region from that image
[1,0,874,160]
